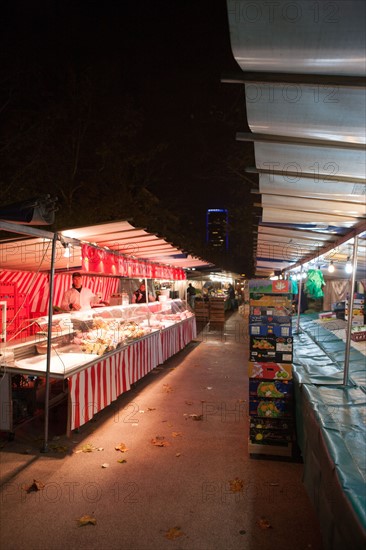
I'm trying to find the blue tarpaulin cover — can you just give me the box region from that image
[293,314,366,550]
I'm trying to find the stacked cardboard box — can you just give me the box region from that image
[248,280,295,457]
[345,294,365,326]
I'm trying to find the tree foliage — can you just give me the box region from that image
[0,1,255,276]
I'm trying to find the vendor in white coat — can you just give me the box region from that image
[61,272,105,311]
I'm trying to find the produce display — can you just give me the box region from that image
[247,280,295,456]
[53,300,193,356]
[74,318,149,355]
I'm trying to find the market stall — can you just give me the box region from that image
[0,220,210,443]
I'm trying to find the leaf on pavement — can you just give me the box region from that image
[172,432,182,437]
[117,459,127,464]
[151,436,170,447]
[77,515,97,527]
[165,526,184,540]
[257,517,272,529]
[24,479,45,493]
[189,414,203,421]
[101,463,109,468]
[163,384,173,393]
[76,442,96,453]
[49,444,68,453]
[229,477,244,493]
[147,407,156,411]
[115,442,128,453]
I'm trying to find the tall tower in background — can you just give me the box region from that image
[206,209,228,251]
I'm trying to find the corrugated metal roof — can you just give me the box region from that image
[226,0,366,280]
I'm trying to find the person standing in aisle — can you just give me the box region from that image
[186,282,196,308]
[61,272,105,311]
[131,282,156,303]
[227,283,237,310]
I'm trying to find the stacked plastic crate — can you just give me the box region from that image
[248,279,295,458]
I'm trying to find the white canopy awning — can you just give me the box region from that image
[227,0,366,279]
[0,220,214,273]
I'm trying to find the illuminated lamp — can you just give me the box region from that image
[345,257,353,274]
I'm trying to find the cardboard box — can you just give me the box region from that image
[249,314,292,325]
[250,417,294,431]
[248,362,293,380]
[249,427,293,445]
[248,440,293,457]
[249,379,293,399]
[249,336,293,363]
[250,306,292,317]
[249,295,292,308]
[249,323,292,337]
[249,279,291,294]
[249,398,293,418]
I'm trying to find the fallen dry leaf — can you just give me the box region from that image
[76,515,97,527]
[147,407,156,411]
[151,436,170,447]
[117,459,127,464]
[163,384,173,393]
[101,463,109,468]
[49,444,68,453]
[115,442,128,453]
[172,432,182,437]
[257,517,272,529]
[175,453,181,457]
[24,479,45,493]
[189,414,203,421]
[165,526,184,540]
[229,477,244,493]
[77,443,96,453]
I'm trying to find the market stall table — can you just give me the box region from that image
[0,306,196,435]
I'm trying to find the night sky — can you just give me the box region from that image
[0,0,255,274]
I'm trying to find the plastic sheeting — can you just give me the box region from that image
[292,314,366,549]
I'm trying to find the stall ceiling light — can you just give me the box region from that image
[345,257,353,273]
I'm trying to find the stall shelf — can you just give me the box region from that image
[0,299,196,434]
[247,279,295,457]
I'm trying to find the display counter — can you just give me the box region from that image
[0,299,196,432]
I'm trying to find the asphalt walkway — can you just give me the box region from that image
[0,311,324,550]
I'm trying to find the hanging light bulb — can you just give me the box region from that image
[345,257,353,274]
[63,243,71,258]
[328,261,335,273]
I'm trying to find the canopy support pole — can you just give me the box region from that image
[295,272,303,334]
[41,232,58,453]
[343,235,359,387]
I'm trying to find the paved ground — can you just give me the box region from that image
[0,312,324,550]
